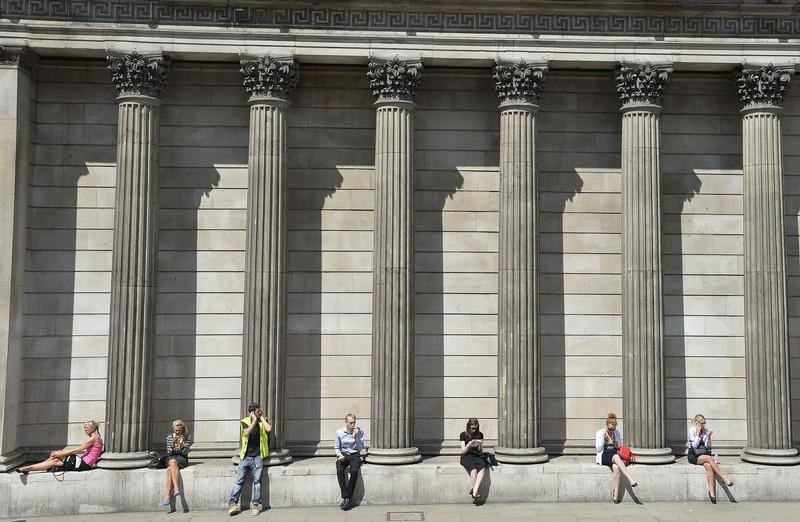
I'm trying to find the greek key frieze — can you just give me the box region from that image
[2,1,800,37]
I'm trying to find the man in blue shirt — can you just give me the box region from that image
[334,412,365,510]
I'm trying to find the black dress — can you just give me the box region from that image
[459,431,486,473]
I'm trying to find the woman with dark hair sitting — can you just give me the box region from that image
[459,418,487,504]
[17,420,104,473]
[160,419,192,506]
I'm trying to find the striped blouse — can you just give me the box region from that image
[166,433,192,457]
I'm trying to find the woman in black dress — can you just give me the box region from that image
[459,417,486,504]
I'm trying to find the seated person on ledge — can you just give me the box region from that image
[18,420,104,473]
[334,412,365,511]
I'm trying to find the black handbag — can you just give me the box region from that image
[690,443,711,457]
[480,451,498,467]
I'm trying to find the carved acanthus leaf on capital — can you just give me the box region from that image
[0,46,38,73]
[736,64,794,109]
[240,56,299,101]
[367,58,423,102]
[493,61,548,105]
[614,63,673,107]
[107,52,171,98]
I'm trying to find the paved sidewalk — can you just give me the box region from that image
[13,502,800,521]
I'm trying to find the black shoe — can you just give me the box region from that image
[613,499,621,504]
[708,492,717,504]
[342,498,353,511]
[339,498,346,508]
[468,488,474,499]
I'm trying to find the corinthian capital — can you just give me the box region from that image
[367,58,423,103]
[736,64,794,109]
[240,56,299,101]
[107,52,171,98]
[0,46,38,73]
[493,61,548,105]
[614,63,673,107]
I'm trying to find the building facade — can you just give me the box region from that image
[2,0,800,470]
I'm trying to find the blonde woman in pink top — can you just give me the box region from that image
[18,420,104,473]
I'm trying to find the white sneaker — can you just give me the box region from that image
[228,502,240,516]
[251,503,260,516]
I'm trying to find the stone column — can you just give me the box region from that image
[238,56,298,465]
[614,63,675,464]
[492,61,549,464]
[0,47,35,472]
[736,64,800,465]
[99,52,170,469]
[365,58,422,464]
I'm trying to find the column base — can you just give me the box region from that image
[630,447,675,464]
[365,447,421,465]
[495,446,549,464]
[96,451,153,469]
[741,447,800,465]
[0,447,26,472]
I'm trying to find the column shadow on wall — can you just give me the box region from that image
[29,162,91,454]
[539,168,583,453]
[157,162,220,454]
[662,170,701,454]
[784,174,800,449]
[414,168,463,455]
[286,166,342,455]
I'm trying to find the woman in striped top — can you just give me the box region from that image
[160,419,192,507]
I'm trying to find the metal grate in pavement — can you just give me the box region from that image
[386,511,425,521]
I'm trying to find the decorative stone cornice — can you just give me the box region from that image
[614,63,673,108]
[736,64,794,110]
[0,46,38,73]
[493,61,548,105]
[6,2,800,38]
[240,55,299,102]
[367,58,423,103]
[106,52,171,98]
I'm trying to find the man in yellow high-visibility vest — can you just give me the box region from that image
[228,402,271,516]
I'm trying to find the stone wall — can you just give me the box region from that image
[19,60,799,456]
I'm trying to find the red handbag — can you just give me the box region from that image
[617,444,635,465]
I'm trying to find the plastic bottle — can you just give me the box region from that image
[713,453,720,464]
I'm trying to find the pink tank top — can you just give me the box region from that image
[81,439,104,467]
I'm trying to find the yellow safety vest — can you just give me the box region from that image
[239,416,270,460]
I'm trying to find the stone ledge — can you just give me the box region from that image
[1,455,797,518]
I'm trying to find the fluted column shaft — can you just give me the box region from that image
[238,56,298,465]
[101,52,170,469]
[620,105,673,462]
[495,101,547,464]
[241,97,292,464]
[615,62,674,464]
[365,57,422,465]
[735,64,799,465]
[102,96,161,468]
[742,107,793,453]
[367,99,420,464]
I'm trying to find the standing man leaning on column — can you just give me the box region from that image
[228,403,271,516]
[334,413,365,511]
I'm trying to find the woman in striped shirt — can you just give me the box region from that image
[160,419,192,507]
